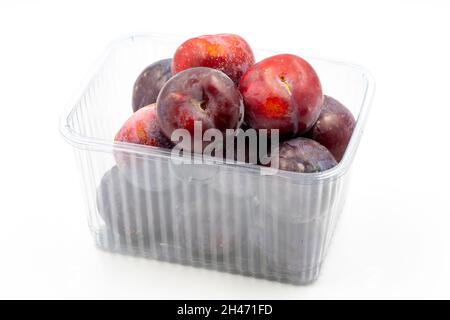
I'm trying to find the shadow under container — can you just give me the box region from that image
[60,33,374,285]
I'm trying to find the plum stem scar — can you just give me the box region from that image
[279,75,292,95]
[192,99,208,113]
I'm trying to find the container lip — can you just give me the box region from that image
[59,32,375,182]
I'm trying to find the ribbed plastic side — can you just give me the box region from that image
[73,144,350,284]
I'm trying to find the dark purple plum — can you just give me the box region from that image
[250,213,325,277]
[271,137,337,173]
[174,188,242,260]
[96,166,178,248]
[157,67,243,152]
[96,166,152,242]
[132,58,172,112]
[307,95,355,162]
[175,205,236,260]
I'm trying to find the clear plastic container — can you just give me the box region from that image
[60,33,374,285]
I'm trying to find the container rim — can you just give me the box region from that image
[59,32,375,183]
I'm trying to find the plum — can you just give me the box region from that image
[96,166,152,242]
[114,104,176,191]
[250,213,325,276]
[172,34,255,84]
[307,95,355,162]
[97,166,180,253]
[239,54,323,137]
[115,103,173,149]
[132,59,172,112]
[157,67,243,152]
[175,204,236,261]
[173,187,253,261]
[271,137,337,173]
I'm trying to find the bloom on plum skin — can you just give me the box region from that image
[132,59,172,112]
[270,137,337,173]
[307,95,355,162]
[114,103,173,149]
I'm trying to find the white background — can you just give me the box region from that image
[0,0,449,299]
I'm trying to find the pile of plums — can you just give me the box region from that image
[116,33,355,169]
[98,34,356,260]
